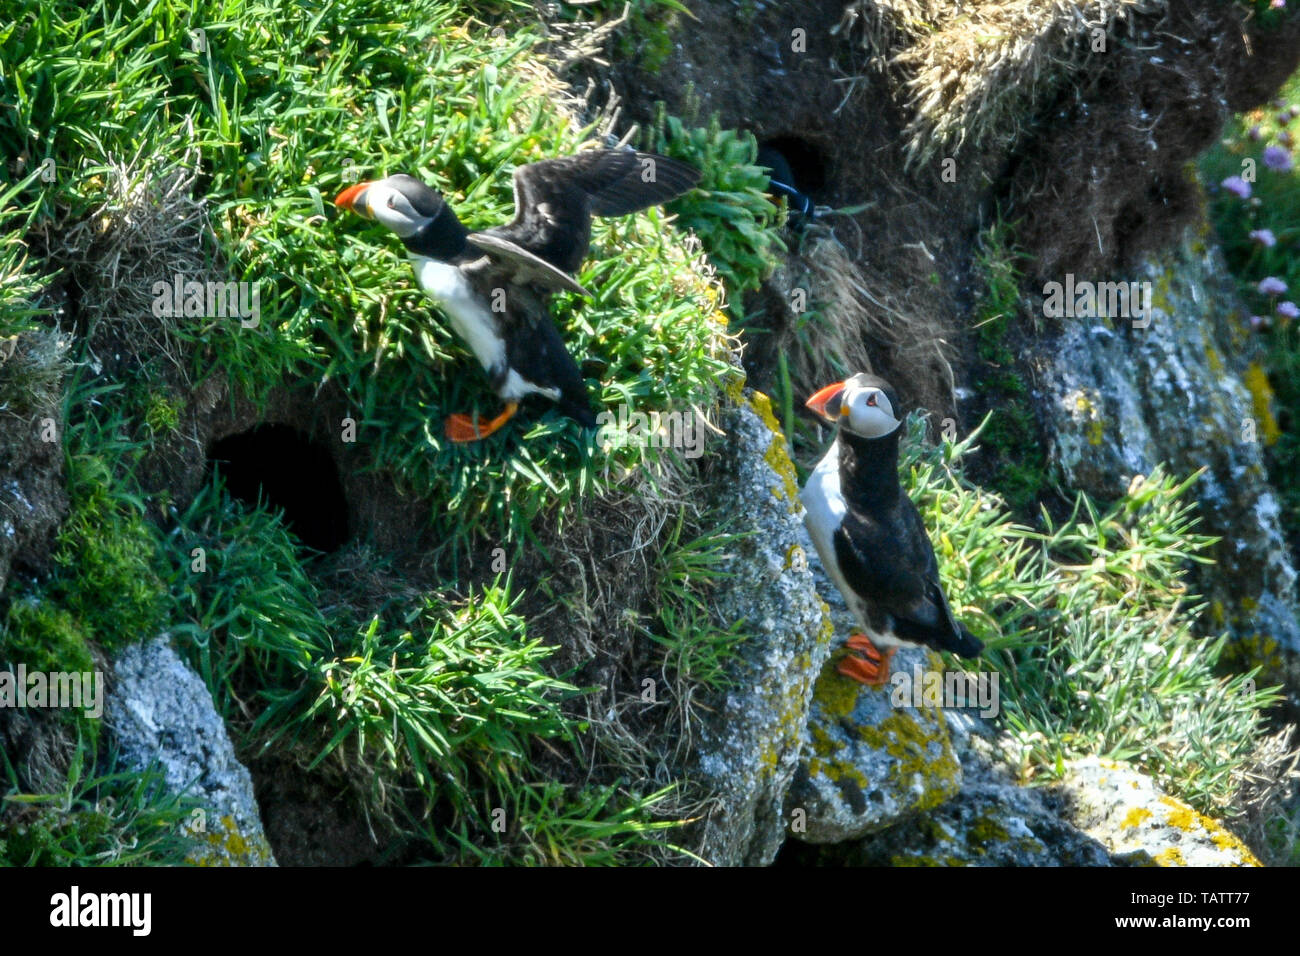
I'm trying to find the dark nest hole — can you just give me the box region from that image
[208,424,350,554]
[758,136,830,197]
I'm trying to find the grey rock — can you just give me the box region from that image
[823,717,1259,866]
[1039,229,1300,712]
[107,637,275,866]
[1056,757,1260,867]
[834,713,1114,866]
[696,388,831,866]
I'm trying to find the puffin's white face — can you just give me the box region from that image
[335,175,441,239]
[840,380,900,439]
[357,180,430,238]
[806,374,902,440]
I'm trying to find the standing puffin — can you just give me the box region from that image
[334,149,700,441]
[801,373,983,685]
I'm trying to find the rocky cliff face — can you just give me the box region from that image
[5,0,1299,868]
[590,0,1300,863]
[1040,230,1300,712]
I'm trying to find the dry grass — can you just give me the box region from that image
[838,0,1166,167]
[525,409,731,855]
[0,327,70,423]
[0,701,83,797]
[1232,722,1300,864]
[833,0,944,69]
[541,1,634,75]
[768,225,958,419]
[41,136,218,382]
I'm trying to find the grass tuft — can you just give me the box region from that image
[901,414,1281,815]
[0,733,196,866]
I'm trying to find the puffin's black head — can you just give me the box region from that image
[805,372,902,440]
[335,174,468,258]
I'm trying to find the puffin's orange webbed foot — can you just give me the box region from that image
[836,633,896,686]
[444,402,519,443]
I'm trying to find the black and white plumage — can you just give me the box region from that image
[801,373,983,684]
[334,149,700,441]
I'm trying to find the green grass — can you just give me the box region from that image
[902,414,1279,815]
[0,734,197,866]
[448,781,688,866]
[646,510,749,693]
[304,590,580,834]
[1200,73,1300,550]
[163,479,692,859]
[0,0,756,864]
[0,168,52,342]
[2,0,734,562]
[165,478,334,731]
[647,107,785,319]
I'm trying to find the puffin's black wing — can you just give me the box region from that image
[832,504,983,658]
[459,259,596,427]
[487,150,701,274]
[464,233,593,297]
[503,310,595,427]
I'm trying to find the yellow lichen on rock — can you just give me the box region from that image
[190,813,276,867]
[1243,361,1281,446]
[747,389,801,511]
[1157,795,1260,866]
[1155,846,1185,867]
[1121,806,1152,829]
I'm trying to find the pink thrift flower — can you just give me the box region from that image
[1222,176,1252,198]
[1263,146,1294,172]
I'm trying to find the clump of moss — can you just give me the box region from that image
[47,452,167,653]
[143,391,183,439]
[0,600,93,676]
[0,412,167,675]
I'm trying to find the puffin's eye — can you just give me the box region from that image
[387,196,397,210]
[866,394,877,407]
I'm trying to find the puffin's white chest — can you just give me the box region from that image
[800,442,898,645]
[801,442,847,573]
[412,256,505,373]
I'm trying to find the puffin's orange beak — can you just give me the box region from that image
[334,181,373,216]
[805,381,846,420]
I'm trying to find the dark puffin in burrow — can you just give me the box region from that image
[334,149,700,441]
[801,373,983,685]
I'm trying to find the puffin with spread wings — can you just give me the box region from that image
[334,149,700,441]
